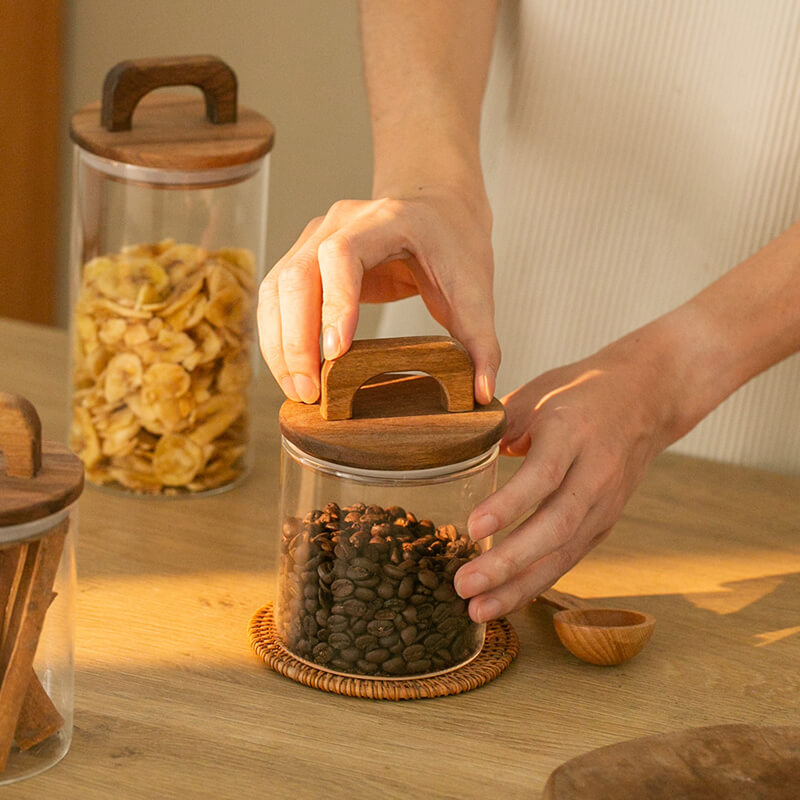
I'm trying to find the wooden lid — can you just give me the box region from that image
[279,337,506,471]
[69,56,275,171]
[0,394,84,528]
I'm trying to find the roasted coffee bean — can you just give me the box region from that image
[355,634,378,650]
[364,647,390,664]
[378,632,400,648]
[423,632,446,651]
[383,598,406,612]
[400,625,418,646]
[402,606,418,625]
[357,659,379,674]
[303,598,317,613]
[377,580,395,600]
[332,560,348,578]
[398,576,415,599]
[327,614,349,632]
[329,658,351,671]
[418,569,438,590]
[354,575,381,589]
[331,578,355,598]
[312,642,333,663]
[383,563,406,580]
[433,584,457,602]
[346,565,371,581]
[382,656,406,675]
[335,542,357,560]
[354,586,376,601]
[374,608,396,621]
[327,632,351,649]
[402,644,426,662]
[302,616,318,637]
[367,618,394,637]
[330,603,347,616]
[315,609,329,627]
[340,647,361,663]
[343,598,368,617]
[351,618,368,635]
[416,604,434,621]
[406,659,432,674]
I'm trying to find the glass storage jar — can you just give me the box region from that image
[0,393,83,785]
[275,337,506,679]
[68,56,273,496]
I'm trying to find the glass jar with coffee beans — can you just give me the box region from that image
[274,337,506,679]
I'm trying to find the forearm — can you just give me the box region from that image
[624,220,800,443]
[359,0,497,201]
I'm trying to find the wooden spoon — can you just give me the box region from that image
[537,588,655,666]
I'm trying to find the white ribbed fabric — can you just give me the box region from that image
[378,0,800,475]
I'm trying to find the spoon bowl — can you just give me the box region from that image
[537,589,655,666]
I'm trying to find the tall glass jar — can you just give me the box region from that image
[0,393,83,785]
[275,337,506,679]
[67,56,273,496]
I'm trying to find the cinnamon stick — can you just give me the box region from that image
[0,521,67,770]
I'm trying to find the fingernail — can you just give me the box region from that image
[480,372,493,404]
[454,570,489,599]
[468,514,497,541]
[280,376,300,402]
[322,325,341,360]
[475,598,502,623]
[293,374,319,404]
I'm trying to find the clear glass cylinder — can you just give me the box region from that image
[0,505,76,785]
[275,438,498,679]
[68,148,269,496]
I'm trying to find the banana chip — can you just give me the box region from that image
[153,434,206,485]
[104,352,143,403]
[71,240,257,494]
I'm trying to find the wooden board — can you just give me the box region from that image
[543,724,800,799]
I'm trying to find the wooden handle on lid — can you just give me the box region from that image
[0,393,41,479]
[320,336,475,421]
[101,55,237,132]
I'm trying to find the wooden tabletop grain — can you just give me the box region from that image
[2,318,799,800]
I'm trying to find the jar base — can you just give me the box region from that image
[0,729,71,786]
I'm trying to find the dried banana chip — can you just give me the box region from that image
[142,362,191,400]
[152,433,206,485]
[104,352,144,403]
[191,393,245,445]
[134,328,195,365]
[98,317,127,345]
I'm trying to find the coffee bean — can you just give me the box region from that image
[302,616,318,637]
[383,563,406,580]
[312,642,333,664]
[418,569,438,590]
[331,578,355,598]
[329,659,351,671]
[340,647,361,663]
[377,580,395,600]
[432,603,451,624]
[433,584,457,602]
[355,634,378,650]
[402,644,426,661]
[382,656,406,675]
[354,586,377,601]
[364,647,390,663]
[367,618,394,637]
[351,618,367,635]
[406,658,432,674]
[343,598,367,617]
[383,598,406,612]
[328,632,351,649]
[398,576,415,599]
[402,606,418,624]
[400,625,418,646]
[357,659,379,674]
[378,632,400,648]
[346,565,371,581]
[423,633,445,650]
[328,614,349,632]
[416,604,434,620]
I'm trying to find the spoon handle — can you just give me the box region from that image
[537,588,591,612]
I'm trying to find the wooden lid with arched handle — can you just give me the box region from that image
[70,55,275,171]
[0,393,84,528]
[280,337,506,470]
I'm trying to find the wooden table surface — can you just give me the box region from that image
[2,317,799,799]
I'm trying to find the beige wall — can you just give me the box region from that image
[60,0,381,335]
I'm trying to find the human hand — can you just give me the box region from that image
[256,183,499,405]
[454,328,684,622]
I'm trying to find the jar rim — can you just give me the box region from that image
[0,503,74,546]
[281,436,498,485]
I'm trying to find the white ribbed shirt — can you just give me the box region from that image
[378,0,800,475]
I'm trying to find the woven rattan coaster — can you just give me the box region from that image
[249,602,519,700]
